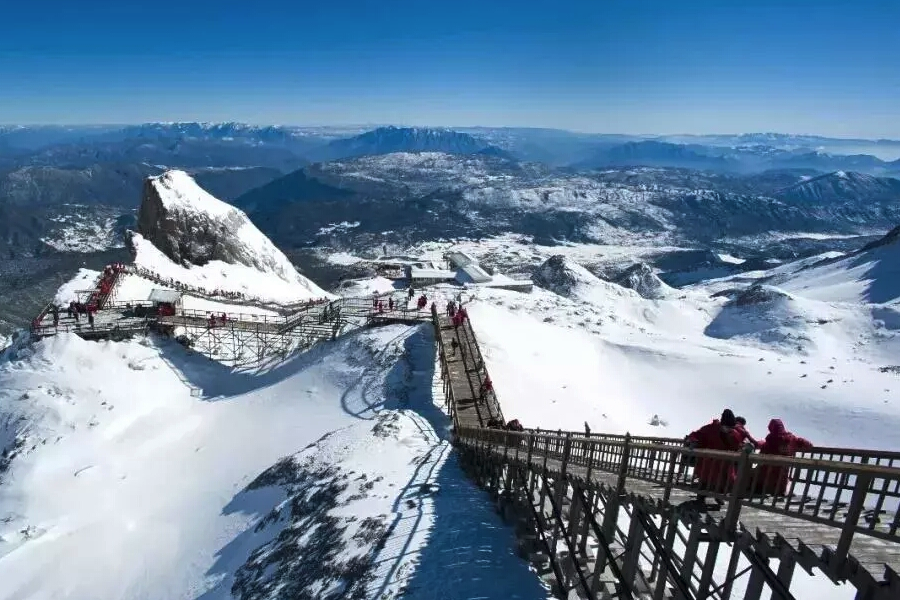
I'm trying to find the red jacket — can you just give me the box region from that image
[754,419,812,496]
[735,424,759,448]
[688,420,744,493]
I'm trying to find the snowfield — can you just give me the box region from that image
[0,326,547,600]
[459,240,900,449]
[4,186,900,600]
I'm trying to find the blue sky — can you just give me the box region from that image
[3,0,899,137]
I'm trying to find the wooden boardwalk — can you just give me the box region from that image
[432,309,900,599]
[434,313,504,429]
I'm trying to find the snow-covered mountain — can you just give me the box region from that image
[240,153,900,252]
[4,210,900,599]
[776,170,900,204]
[320,126,511,161]
[134,170,333,301]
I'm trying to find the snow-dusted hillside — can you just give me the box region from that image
[773,227,900,305]
[401,237,900,455]
[0,325,546,600]
[777,170,900,204]
[295,154,900,249]
[40,204,127,253]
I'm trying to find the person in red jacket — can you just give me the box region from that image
[687,409,745,496]
[734,416,760,448]
[753,419,812,496]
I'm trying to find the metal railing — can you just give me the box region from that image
[122,264,333,315]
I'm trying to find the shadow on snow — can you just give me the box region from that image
[193,324,547,600]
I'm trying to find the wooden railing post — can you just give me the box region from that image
[560,432,573,477]
[722,447,752,535]
[601,434,631,544]
[832,472,873,567]
[616,433,632,498]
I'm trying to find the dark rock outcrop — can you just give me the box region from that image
[613,263,669,299]
[533,255,599,297]
[136,176,239,268]
[731,284,791,307]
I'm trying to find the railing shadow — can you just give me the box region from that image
[362,324,549,600]
[152,329,364,401]
[368,449,549,600]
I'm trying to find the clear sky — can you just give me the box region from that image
[3,0,898,137]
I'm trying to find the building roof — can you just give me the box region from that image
[409,267,456,280]
[456,263,492,284]
[445,251,476,268]
[148,289,182,303]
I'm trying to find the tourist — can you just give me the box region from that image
[753,419,813,496]
[686,409,745,497]
[735,416,760,448]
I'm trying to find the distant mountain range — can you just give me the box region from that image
[317,126,513,161]
[228,152,900,253]
[578,140,900,175]
[3,122,900,259]
[776,171,900,204]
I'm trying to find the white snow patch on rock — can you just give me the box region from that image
[130,232,333,304]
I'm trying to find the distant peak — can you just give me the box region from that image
[324,126,513,160]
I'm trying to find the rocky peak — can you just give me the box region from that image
[134,170,302,282]
[533,255,600,297]
[613,263,670,299]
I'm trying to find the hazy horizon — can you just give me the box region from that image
[4,122,900,144]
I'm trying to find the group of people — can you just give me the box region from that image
[207,313,229,328]
[371,295,397,313]
[486,417,524,431]
[451,304,469,328]
[686,409,812,498]
[131,265,330,310]
[33,264,130,331]
[132,266,247,301]
[91,263,126,309]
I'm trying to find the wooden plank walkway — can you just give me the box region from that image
[532,452,900,587]
[435,313,504,429]
[434,311,900,598]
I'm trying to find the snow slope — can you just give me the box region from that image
[464,257,900,450]
[130,232,333,304]
[0,326,547,600]
[453,245,900,600]
[114,273,281,318]
[775,232,900,304]
[53,268,100,305]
